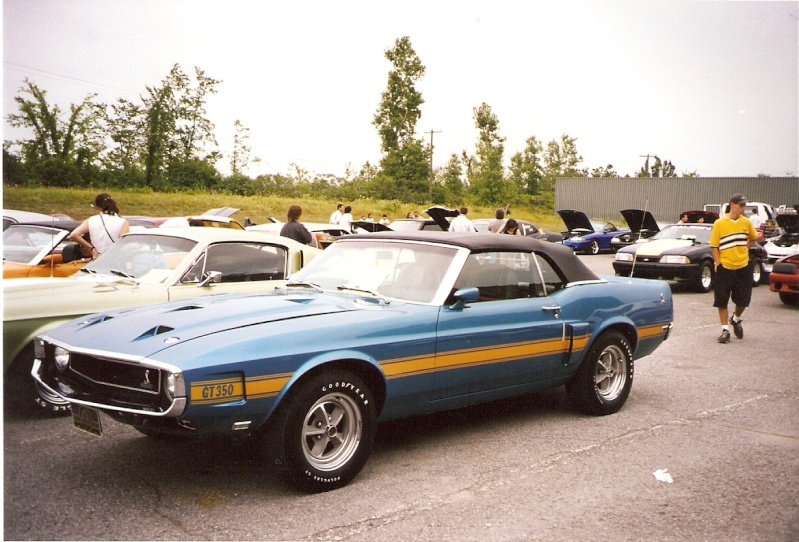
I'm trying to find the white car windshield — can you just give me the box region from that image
[653,225,711,243]
[83,235,197,282]
[3,225,68,264]
[289,240,459,303]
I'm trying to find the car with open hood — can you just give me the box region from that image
[4,227,321,415]
[3,221,89,279]
[558,210,629,255]
[610,209,665,251]
[613,222,766,292]
[763,205,799,276]
[33,230,673,492]
[385,206,463,232]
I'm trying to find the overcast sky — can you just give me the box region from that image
[3,0,798,179]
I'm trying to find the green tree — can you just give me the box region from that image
[137,64,220,187]
[541,134,584,197]
[590,164,618,177]
[466,103,513,206]
[6,79,106,186]
[637,155,677,178]
[372,36,429,203]
[105,98,146,185]
[437,153,465,204]
[230,119,259,176]
[508,135,544,195]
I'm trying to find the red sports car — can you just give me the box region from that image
[769,254,799,305]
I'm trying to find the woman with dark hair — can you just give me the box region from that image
[501,218,520,235]
[279,205,314,245]
[68,193,130,258]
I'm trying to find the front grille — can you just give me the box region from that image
[45,350,170,412]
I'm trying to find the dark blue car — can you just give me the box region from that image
[558,209,629,255]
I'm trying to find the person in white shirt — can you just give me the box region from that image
[341,205,354,232]
[69,192,130,258]
[379,214,390,226]
[329,203,344,225]
[448,207,475,232]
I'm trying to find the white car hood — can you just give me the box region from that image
[633,238,694,257]
[3,275,167,322]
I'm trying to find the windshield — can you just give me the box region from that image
[652,225,711,243]
[289,239,459,303]
[3,225,67,264]
[83,235,197,282]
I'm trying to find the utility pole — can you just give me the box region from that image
[639,154,656,177]
[427,129,441,201]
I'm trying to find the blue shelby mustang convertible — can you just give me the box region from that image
[34,231,673,492]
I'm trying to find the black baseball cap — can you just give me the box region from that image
[730,194,747,205]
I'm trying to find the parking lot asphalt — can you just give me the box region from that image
[4,253,799,541]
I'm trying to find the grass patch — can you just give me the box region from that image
[2,186,567,232]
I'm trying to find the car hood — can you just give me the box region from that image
[42,292,358,359]
[557,210,593,233]
[681,210,719,224]
[776,212,799,232]
[3,274,166,322]
[632,238,700,256]
[425,206,460,230]
[620,209,659,233]
[351,221,392,232]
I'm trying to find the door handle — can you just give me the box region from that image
[542,305,561,319]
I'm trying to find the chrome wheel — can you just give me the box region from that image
[698,262,713,292]
[301,392,363,472]
[567,330,633,415]
[594,344,627,402]
[751,259,762,286]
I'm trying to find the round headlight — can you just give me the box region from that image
[54,346,70,371]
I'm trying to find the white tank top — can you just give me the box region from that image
[88,214,125,254]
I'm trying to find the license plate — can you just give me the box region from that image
[72,404,103,437]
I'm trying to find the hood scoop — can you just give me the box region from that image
[169,304,205,312]
[134,325,176,341]
[78,315,114,328]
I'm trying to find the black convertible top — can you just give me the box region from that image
[341,231,599,283]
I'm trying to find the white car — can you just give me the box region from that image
[764,206,799,274]
[3,227,321,414]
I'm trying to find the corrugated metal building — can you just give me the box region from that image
[555,177,799,222]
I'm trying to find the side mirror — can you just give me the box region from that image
[198,270,222,287]
[449,287,479,310]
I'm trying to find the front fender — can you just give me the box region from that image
[249,349,388,432]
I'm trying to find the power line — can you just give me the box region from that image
[3,60,140,97]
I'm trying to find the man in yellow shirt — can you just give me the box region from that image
[710,193,758,343]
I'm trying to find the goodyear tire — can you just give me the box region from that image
[567,330,633,416]
[282,370,376,492]
[34,381,72,416]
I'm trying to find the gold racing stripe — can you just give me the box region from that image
[637,322,671,340]
[191,323,669,404]
[245,372,293,400]
[380,335,590,380]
